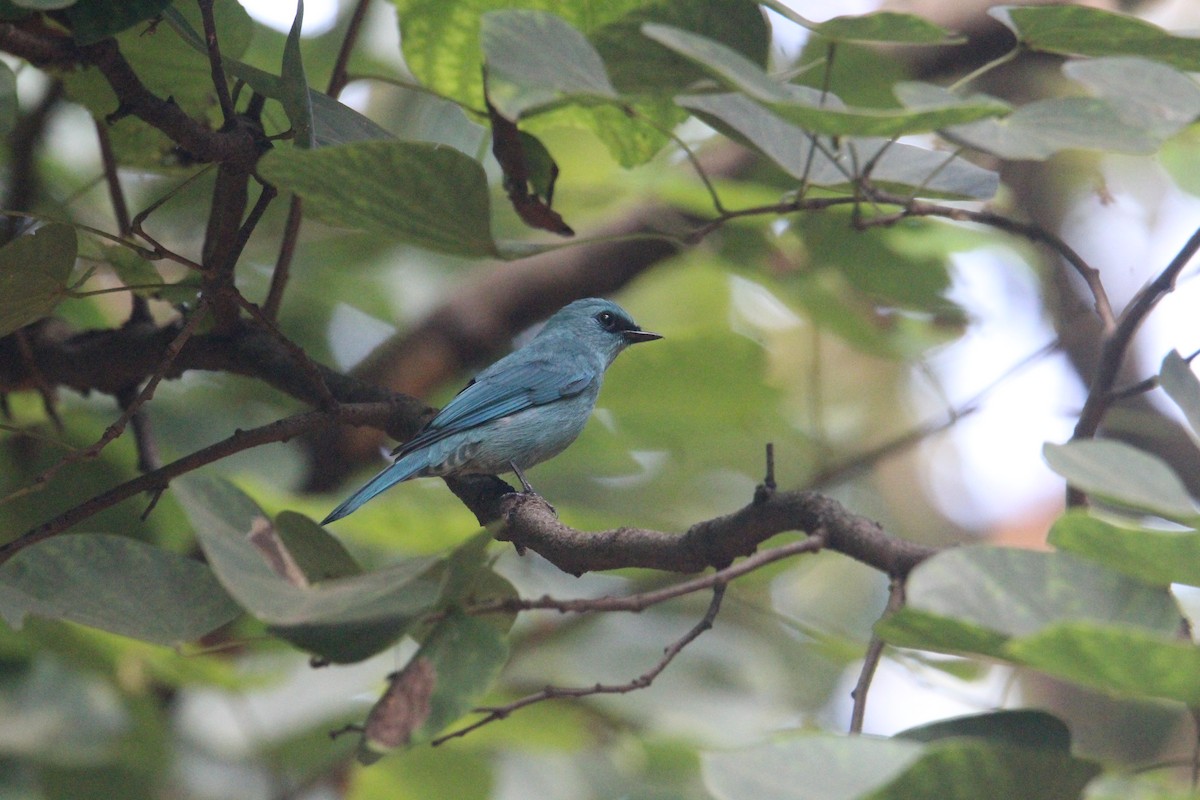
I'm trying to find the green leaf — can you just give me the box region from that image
[993,5,1200,71]
[65,0,173,45]
[273,511,362,582]
[0,534,240,646]
[1159,350,1200,445]
[0,60,15,138]
[871,739,1099,800]
[392,0,645,110]
[590,0,769,96]
[162,6,392,148]
[481,9,616,118]
[258,140,498,257]
[646,24,1008,136]
[703,735,926,800]
[895,709,1072,751]
[1047,510,1200,587]
[0,223,78,336]
[360,611,508,760]
[1043,439,1200,523]
[280,0,314,148]
[1008,622,1200,705]
[811,11,964,45]
[702,733,1098,800]
[950,97,1163,160]
[174,476,444,663]
[681,92,997,199]
[791,212,953,311]
[877,546,1181,657]
[898,81,1160,161]
[1063,57,1200,141]
[759,2,962,45]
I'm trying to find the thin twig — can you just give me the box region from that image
[14,329,62,431]
[264,199,301,320]
[327,0,371,97]
[849,577,906,734]
[466,535,824,619]
[230,290,337,410]
[862,190,1116,332]
[1073,224,1200,444]
[198,0,236,123]
[0,401,400,562]
[433,583,728,746]
[262,0,371,322]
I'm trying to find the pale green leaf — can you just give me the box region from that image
[258,140,498,257]
[0,534,239,645]
[0,223,78,336]
[1048,510,1200,587]
[175,476,444,663]
[1044,439,1200,522]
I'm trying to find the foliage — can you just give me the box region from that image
[3,0,1200,798]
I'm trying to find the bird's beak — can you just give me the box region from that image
[622,328,663,344]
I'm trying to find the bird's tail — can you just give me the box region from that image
[320,456,423,525]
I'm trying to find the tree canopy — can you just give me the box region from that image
[3,0,1200,798]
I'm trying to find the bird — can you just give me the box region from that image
[321,298,661,525]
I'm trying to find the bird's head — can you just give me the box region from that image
[538,298,662,366]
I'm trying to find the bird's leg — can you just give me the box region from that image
[510,461,535,493]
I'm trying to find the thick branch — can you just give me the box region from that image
[81,38,257,165]
[449,476,936,577]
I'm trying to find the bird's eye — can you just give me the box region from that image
[596,311,617,330]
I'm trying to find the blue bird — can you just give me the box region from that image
[321,298,661,525]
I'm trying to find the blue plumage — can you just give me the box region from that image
[321,298,660,524]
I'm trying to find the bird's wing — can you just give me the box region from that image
[393,356,593,457]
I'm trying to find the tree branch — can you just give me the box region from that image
[0,401,408,563]
[432,583,729,746]
[849,576,906,734]
[446,475,936,578]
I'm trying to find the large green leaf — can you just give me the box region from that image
[392,0,645,110]
[0,223,78,336]
[760,2,962,46]
[1008,622,1200,706]
[1048,510,1200,587]
[1063,57,1200,141]
[899,81,1160,161]
[65,0,173,45]
[895,709,1071,752]
[1043,439,1200,523]
[703,735,925,800]
[993,5,1200,71]
[0,534,240,646]
[702,733,1097,800]
[174,476,445,663]
[946,97,1162,160]
[1159,350,1200,446]
[681,92,997,199]
[481,9,617,118]
[646,25,1008,136]
[360,611,508,761]
[590,0,768,95]
[258,140,499,257]
[878,546,1181,657]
